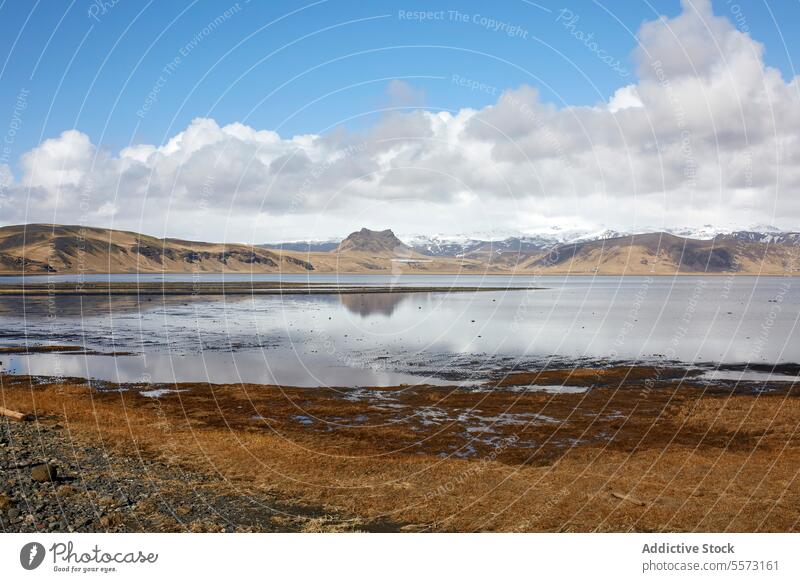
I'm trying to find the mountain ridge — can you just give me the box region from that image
[0,223,315,274]
[0,224,798,275]
[257,226,800,258]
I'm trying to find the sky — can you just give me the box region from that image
[0,0,799,243]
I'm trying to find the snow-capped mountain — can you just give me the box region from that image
[402,228,644,257]
[401,228,624,257]
[400,225,800,256]
[715,231,800,246]
[402,234,488,257]
[259,225,800,256]
[403,234,555,257]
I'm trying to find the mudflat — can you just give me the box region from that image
[2,366,798,532]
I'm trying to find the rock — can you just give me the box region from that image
[99,514,123,528]
[7,507,20,520]
[31,463,58,482]
[609,490,646,507]
[57,484,77,496]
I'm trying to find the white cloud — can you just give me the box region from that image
[1,0,799,242]
[20,129,95,190]
[607,85,643,113]
[0,164,11,188]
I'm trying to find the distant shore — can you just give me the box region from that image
[1,270,798,278]
[0,281,541,296]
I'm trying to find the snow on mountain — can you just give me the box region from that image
[261,225,800,256]
[715,231,800,246]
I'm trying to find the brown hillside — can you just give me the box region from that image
[525,232,800,275]
[0,224,314,274]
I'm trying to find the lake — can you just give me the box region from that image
[0,275,797,386]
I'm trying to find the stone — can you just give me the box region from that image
[57,484,77,496]
[99,513,123,528]
[30,463,58,482]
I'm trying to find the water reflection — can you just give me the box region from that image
[0,276,797,386]
[338,293,410,317]
[0,349,457,387]
[0,293,258,319]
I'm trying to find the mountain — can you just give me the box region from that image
[404,226,800,258]
[523,232,800,274]
[336,228,414,255]
[301,227,478,273]
[1,224,798,275]
[404,234,486,257]
[715,231,800,246]
[407,230,633,257]
[408,236,552,258]
[0,224,314,274]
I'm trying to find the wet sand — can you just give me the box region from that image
[2,365,799,532]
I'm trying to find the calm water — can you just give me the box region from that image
[0,276,797,386]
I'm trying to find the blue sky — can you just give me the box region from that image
[1,0,799,240]
[2,0,798,164]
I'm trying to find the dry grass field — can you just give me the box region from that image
[2,367,798,532]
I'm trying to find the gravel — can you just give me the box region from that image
[1,417,397,533]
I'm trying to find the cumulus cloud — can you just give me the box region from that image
[607,85,643,113]
[1,0,798,242]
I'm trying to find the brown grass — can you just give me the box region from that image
[2,370,799,532]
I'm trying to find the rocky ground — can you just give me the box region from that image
[0,416,398,533]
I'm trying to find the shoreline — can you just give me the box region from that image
[0,282,542,296]
[4,341,799,386]
[1,271,798,277]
